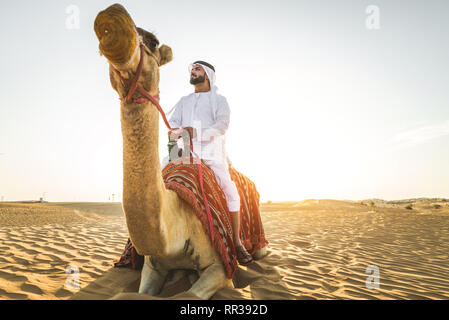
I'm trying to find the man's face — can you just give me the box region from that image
[190,64,207,85]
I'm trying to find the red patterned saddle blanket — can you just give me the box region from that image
[115,158,268,279]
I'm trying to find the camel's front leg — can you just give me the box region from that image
[188,262,231,299]
[139,256,168,296]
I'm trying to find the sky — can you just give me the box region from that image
[1,0,448,202]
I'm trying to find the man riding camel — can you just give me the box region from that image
[161,61,253,266]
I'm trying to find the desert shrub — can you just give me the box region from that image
[405,204,413,210]
[433,204,442,209]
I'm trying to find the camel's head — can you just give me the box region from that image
[94,4,173,97]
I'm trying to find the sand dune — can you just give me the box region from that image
[0,202,129,300]
[1,199,449,300]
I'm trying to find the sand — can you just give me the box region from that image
[1,199,449,300]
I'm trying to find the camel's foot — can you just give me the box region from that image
[253,246,268,260]
[138,256,168,296]
[188,262,230,299]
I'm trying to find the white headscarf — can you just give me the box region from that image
[189,62,217,91]
[189,62,218,116]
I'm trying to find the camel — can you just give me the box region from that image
[94,4,267,299]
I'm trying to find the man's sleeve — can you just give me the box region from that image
[201,96,230,141]
[168,99,183,128]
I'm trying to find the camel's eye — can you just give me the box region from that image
[150,40,158,49]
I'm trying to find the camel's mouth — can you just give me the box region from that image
[94,4,137,64]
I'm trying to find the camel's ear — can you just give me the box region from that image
[159,45,173,66]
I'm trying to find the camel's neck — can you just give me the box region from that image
[120,100,169,255]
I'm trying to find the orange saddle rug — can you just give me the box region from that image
[115,158,268,279]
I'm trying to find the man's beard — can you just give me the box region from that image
[190,75,205,85]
